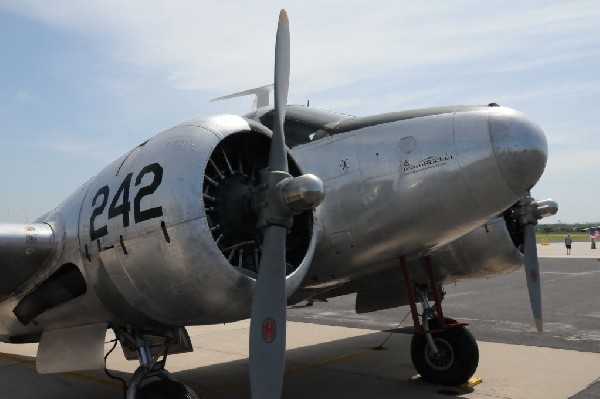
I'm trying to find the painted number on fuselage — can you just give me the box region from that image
[89,163,164,241]
[90,186,109,240]
[134,163,164,223]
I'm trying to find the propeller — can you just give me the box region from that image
[249,10,324,399]
[516,194,558,332]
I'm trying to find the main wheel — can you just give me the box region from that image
[410,317,479,386]
[138,380,201,399]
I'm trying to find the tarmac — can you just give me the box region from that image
[1,239,599,398]
[537,239,600,258]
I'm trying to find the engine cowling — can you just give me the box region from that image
[304,215,525,314]
[423,215,524,283]
[78,115,317,327]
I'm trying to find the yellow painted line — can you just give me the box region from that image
[0,352,123,390]
[62,371,124,390]
[200,347,378,395]
[0,352,35,366]
[2,346,379,396]
[541,272,588,275]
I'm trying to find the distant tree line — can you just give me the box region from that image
[537,223,600,233]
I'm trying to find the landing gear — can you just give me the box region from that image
[400,256,479,386]
[410,317,479,386]
[115,329,200,399]
[138,380,199,399]
[127,355,199,399]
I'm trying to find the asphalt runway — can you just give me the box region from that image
[289,257,600,354]
[1,242,599,398]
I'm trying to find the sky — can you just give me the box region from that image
[0,1,598,224]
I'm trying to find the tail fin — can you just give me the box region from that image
[210,84,274,109]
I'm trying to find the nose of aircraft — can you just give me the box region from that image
[489,107,548,196]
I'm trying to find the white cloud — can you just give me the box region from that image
[0,0,598,222]
[2,0,598,94]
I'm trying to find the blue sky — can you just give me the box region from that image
[0,1,598,223]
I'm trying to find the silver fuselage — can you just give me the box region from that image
[0,104,546,341]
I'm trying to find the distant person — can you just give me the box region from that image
[565,234,573,255]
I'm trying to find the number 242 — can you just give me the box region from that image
[89,163,164,241]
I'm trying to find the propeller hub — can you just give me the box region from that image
[283,174,325,213]
[253,171,325,230]
[517,196,539,226]
[516,196,559,226]
[536,199,558,219]
[253,169,294,230]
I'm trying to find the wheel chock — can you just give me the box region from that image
[409,375,483,389]
[460,377,483,388]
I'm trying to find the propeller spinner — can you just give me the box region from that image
[249,10,324,399]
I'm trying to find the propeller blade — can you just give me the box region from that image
[249,9,291,399]
[249,226,287,398]
[515,195,556,332]
[523,223,543,332]
[269,9,290,172]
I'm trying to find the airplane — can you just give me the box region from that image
[0,9,559,399]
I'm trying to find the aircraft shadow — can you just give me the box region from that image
[171,330,471,399]
[1,330,474,399]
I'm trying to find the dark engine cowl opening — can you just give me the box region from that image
[13,263,87,325]
[502,203,525,253]
[202,130,313,277]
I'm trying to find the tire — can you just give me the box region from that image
[138,380,201,399]
[410,317,479,386]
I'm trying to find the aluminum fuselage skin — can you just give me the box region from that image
[0,104,547,341]
[294,105,546,289]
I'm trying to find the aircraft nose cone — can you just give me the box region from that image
[490,108,548,195]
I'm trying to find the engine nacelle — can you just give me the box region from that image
[352,214,526,313]
[423,215,524,283]
[76,115,317,327]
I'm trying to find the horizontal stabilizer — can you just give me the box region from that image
[210,84,274,109]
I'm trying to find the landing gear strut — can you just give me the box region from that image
[117,331,200,399]
[400,256,479,386]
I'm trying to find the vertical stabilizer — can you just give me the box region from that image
[210,84,274,109]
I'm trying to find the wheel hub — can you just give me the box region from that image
[424,337,454,371]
